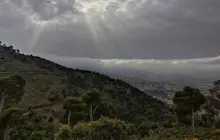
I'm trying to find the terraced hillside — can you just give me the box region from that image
[0,44,167,122]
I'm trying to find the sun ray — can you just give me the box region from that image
[3,0,162,55]
[29,25,45,51]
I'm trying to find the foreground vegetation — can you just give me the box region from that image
[0,42,220,139]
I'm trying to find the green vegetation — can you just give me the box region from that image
[173,86,206,115]
[56,116,134,140]
[173,86,206,124]
[63,97,86,125]
[28,131,48,140]
[0,75,26,112]
[0,42,220,139]
[81,88,107,121]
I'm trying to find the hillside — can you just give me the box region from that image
[1,43,220,140]
[0,44,167,123]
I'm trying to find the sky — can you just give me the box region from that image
[0,0,220,80]
[0,0,220,59]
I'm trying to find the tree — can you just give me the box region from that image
[81,88,107,121]
[0,109,54,140]
[0,75,26,113]
[63,97,86,125]
[214,80,220,86]
[207,80,220,126]
[173,86,206,116]
[0,108,24,140]
[209,80,220,99]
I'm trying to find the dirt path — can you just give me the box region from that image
[23,101,63,123]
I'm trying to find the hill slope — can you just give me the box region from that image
[0,44,167,122]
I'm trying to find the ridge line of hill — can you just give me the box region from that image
[0,44,167,123]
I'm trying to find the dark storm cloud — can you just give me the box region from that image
[31,52,220,82]
[0,0,220,59]
[0,0,39,50]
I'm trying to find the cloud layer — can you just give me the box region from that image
[0,0,220,59]
[30,52,220,82]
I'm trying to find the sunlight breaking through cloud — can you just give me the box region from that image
[1,0,159,53]
[4,0,152,26]
[0,0,220,59]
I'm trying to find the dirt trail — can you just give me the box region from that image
[23,101,63,123]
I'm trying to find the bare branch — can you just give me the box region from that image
[3,125,9,140]
[153,123,162,140]
[1,89,8,99]
[3,93,8,100]
[93,105,99,116]
[4,93,8,100]
[68,110,72,126]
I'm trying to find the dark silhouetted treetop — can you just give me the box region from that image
[173,86,206,116]
[63,97,86,125]
[214,80,220,86]
[81,88,107,121]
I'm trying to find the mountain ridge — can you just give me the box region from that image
[0,43,167,123]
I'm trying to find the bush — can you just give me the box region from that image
[55,125,72,140]
[138,121,158,136]
[73,117,134,140]
[56,117,135,140]
[28,131,48,140]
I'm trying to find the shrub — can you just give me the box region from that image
[56,117,135,140]
[28,131,48,140]
[138,121,158,136]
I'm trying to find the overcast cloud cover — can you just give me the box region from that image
[0,0,220,80]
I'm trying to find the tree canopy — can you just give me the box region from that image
[81,88,107,121]
[173,86,206,116]
[63,97,87,125]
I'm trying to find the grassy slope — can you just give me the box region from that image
[0,45,167,122]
